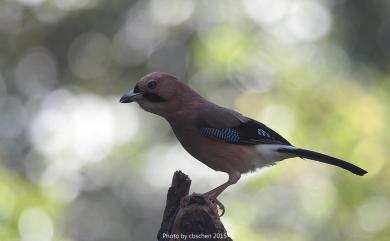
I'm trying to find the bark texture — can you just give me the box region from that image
[157,171,232,241]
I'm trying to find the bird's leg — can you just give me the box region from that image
[202,172,241,216]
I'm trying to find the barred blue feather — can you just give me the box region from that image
[201,128,240,143]
[199,119,291,145]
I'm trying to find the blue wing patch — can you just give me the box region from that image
[201,128,240,143]
[199,119,291,145]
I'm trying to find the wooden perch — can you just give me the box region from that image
[157,171,233,241]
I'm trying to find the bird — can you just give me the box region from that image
[120,72,367,215]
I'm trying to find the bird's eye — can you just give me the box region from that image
[147,80,157,89]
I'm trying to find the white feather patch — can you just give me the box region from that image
[256,144,296,167]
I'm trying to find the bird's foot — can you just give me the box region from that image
[202,194,225,217]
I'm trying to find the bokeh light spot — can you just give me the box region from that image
[29,90,139,203]
[150,0,194,26]
[112,7,166,66]
[287,1,332,42]
[351,138,385,176]
[30,91,138,165]
[350,95,385,135]
[259,105,295,140]
[15,48,58,99]
[358,196,390,233]
[243,0,289,24]
[68,32,112,79]
[33,2,66,24]
[298,174,336,221]
[196,27,254,71]
[18,207,54,241]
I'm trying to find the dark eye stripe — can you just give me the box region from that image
[133,84,140,93]
[143,93,166,102]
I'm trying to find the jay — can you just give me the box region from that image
[120,72,367,214]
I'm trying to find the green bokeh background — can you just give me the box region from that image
[0,0,389,241]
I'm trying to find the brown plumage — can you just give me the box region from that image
[120,72,367,215]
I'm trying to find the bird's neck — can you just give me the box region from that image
[164,105,198,124]
[161,90,204,119]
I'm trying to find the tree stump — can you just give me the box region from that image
[157,171,233,241]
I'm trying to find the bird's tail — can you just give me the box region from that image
[277,147,368,176]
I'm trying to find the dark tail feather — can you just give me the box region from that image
[277,147,368,176]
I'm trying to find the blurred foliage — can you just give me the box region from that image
[0,0,389,241]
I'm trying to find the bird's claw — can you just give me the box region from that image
[202,194,225,217]
[212,198,225,217]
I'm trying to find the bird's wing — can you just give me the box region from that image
[195,102,249,127]
[196,103,291,145]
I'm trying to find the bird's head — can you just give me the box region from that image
[120,72,199,117]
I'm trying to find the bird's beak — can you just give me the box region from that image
[119,90,143,103]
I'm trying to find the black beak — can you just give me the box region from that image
[119,90,143,103]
